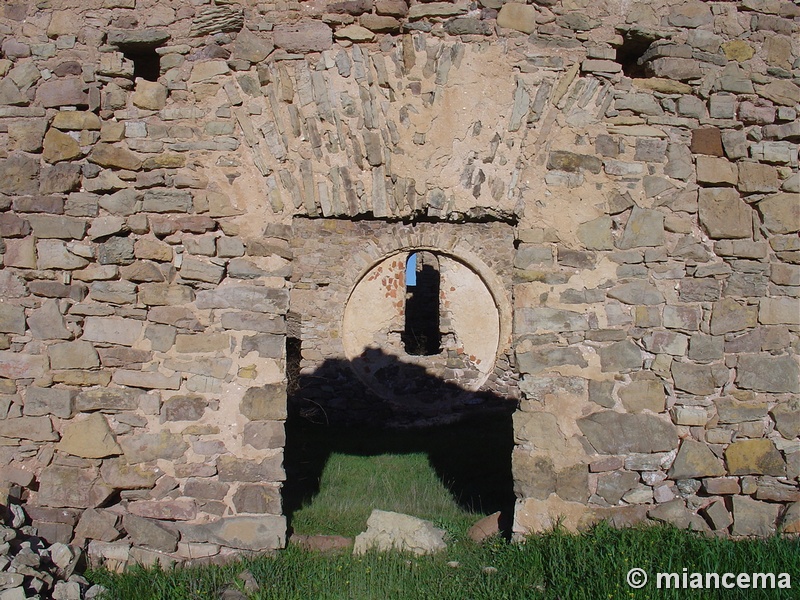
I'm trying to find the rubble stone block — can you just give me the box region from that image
[725,439,785,476]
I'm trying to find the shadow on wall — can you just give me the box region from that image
[283,347,516,533]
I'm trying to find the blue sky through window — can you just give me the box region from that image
[406,252,417,286]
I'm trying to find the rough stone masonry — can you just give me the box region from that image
[0,0,798,571]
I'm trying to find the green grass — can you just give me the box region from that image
[88,524,800,600]
[289,451,478,537]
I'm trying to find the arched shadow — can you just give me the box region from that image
[282,347,517,537]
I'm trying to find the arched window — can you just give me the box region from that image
[402,251,441,356]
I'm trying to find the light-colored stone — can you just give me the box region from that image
[82,316,144,346]
[59,413,122,458]
[726,439,785,476]
[354,510,446,556]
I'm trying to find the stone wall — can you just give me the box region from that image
[0,0,797,568]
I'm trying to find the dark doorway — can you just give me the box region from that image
[402,251,441,356]
[282,350,516,539]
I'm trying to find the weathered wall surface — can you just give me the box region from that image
[0,0,797,569]
[292,219,516,426]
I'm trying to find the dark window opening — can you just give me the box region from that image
[616,31,653,79]
[286,336,302,397]
[122,47,161,82]
[402,251,441,356]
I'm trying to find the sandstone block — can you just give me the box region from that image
[354,510,445,556]
[0,415,57,441]
[408,2,467,20]
[175,334,230,353]
[646,57,702,81]
[82,316,144,346]
[120,431,188,464]
[162,394,207,422]
[577,216,613,251]
[273,21,332,53]
[233,28,273,63]
[713,396,765,425]
[4,238,37,269]
[607,280,664,305]
[179,258,225,284]
[183,478,229,501]
[0,303,26,334]
[142,189,193,213]
[42,128,81,163]
[0,152,40,196]
[196,285,288,314]
[578,411,677,454]
[758,193,799,235]
[731,496,780,536]
[597,471,639,505]
[89,143,142,171]
[710,298,758,335]
[240,385,287,421]
[690,128,724,156]
[782,502,800,534]
[123,514,178,553]
[218,455,285,482]
[90,281,137,304]
[129,500,197,521]
[698,188,752,239]
[23,387,75,418]
[202,515,285,551]
[663,306,701,332]
[696,156,737,186]
[74,508,120,542]
[98,459,159,491]
[0,78,27,106]
[771,399,800,440]
[132,79,167,111]
[726,439,785,476]
[514,496,596,534]
[598,341,642,373]
[36,240,89,271]
[36,78,87,108]
[619,379,665,413]
[516,347,588,374]
[243,421,286,450]
[0,352,49,380]
[232,484,281,514]
[75,388,141,412]
[670,406,707,426]
[52,111,102,131]
[617,207,665,249]
[513,450,556,500]
[736,354,799,394]
[669,439,725,479]
[27,214,86,240]
[112,369,181,390]
[59,413,122,458]
[139,283,194,306]
[496,3,538,33]
[38,466,114,508]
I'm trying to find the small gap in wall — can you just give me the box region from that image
[122,47,161,82]
[616,31,652,79]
